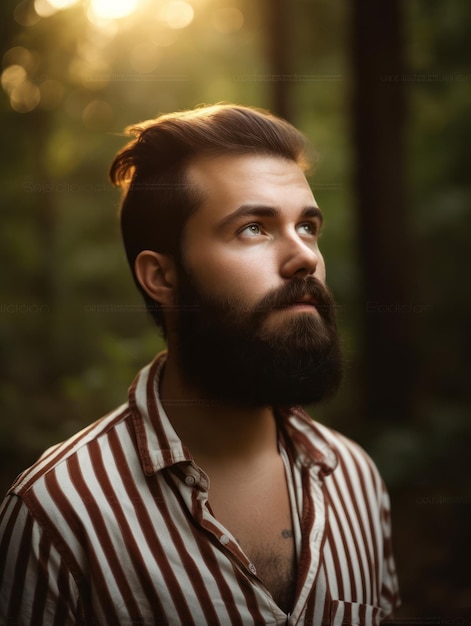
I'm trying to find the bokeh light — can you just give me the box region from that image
[160,1,194,30]
[3,46,40,73]
[10,80,41,113]
[47,0,80,9]
[1,65,27,93]
[88,0,139,21]
[14,0,41,26]
[1,45,44,113]
[68,55,111,90]
[34,0,58,18]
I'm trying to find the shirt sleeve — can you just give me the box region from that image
[0,493,79,625]
[378,483,401,621]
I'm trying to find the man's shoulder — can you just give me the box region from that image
[313,419,376,463]
[297,413,387,494]
[9,402,132,501]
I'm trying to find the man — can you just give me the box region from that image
[0,104,400,624]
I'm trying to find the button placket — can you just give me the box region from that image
[291,465,328,622]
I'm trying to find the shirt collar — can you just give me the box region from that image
[128,351,193,476]
[277,406,338,477]
[128,351,338,477]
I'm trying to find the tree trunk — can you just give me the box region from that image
[262,0,294,121]
[350,0,417,423]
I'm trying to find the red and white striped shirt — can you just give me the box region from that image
[0,352,400,625]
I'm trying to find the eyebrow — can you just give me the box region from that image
[216,204,324,232]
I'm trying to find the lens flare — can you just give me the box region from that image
[89,0,139,20]
[47,0,80,9]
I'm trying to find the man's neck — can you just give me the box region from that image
[159,351,279,467]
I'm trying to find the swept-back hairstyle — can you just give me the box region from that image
[109,103,311,334]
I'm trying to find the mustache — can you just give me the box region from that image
[174,271,338,325]
[252,276,337,318]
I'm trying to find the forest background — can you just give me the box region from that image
[1,0,470,618]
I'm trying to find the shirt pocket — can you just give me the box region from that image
[330,600,383,626]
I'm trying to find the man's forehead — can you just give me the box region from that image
[186,163,318,237]
[185,153,315,210]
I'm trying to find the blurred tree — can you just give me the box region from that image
[261,0,293,121]
[396,0,471,614]
[350,0,417,425]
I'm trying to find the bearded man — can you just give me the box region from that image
[0,104,400,625]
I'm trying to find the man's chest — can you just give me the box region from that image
[237,528,297,615]
[204,456,298,613]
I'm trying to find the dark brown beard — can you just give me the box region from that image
[173,272,344,409]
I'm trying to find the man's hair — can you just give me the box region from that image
[109,103,311,334]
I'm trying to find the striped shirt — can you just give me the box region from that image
[0,352,400,625]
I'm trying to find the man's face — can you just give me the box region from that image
[170,154,343,407]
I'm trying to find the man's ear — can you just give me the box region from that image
[134,251,177,306]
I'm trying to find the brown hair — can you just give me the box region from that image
[109,103,311,334]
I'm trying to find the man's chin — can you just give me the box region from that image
[177,338,343,410]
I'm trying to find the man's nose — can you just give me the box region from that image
[279,235,320,279]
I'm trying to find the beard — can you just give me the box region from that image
[172,267,343,409]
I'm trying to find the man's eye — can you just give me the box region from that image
[298,222,316,235]
[240,223,261,236]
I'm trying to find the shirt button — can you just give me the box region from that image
[185,475,197,486]
[248,563,257,575]
[220,534,230,545]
